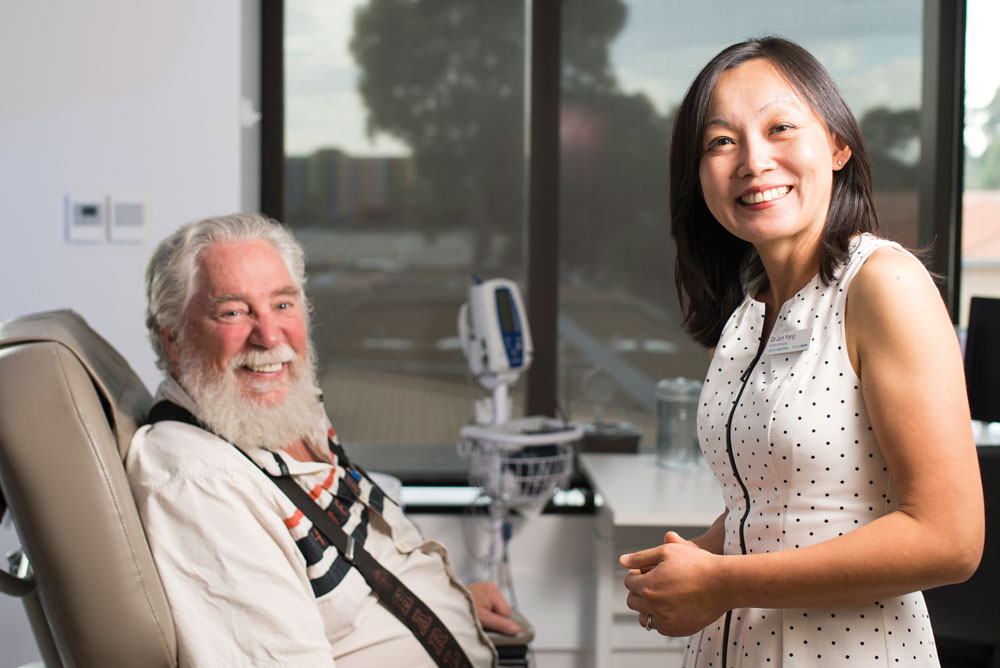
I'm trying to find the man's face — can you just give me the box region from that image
[165,239,309,408]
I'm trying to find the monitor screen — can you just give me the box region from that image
[496,288,516,333]
[965,296,1000,424]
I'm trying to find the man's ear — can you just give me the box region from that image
[832,133,852,171]
[160,326,180,368]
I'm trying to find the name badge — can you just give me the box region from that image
[764,328,812,355]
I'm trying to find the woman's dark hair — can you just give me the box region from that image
[670,36,881,348]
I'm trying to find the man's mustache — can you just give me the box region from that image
[229,345,298,371]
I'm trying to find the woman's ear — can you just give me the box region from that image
[832,133,852,171]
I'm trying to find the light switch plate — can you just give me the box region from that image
[109,197,147,243]
[65,195,107,243]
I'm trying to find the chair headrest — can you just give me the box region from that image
[0,309,152,459]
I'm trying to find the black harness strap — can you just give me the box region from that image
[147,401,473,668]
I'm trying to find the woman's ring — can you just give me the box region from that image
[645,615,655,631]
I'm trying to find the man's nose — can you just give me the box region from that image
[738,136,775,178]
[249,313,282,348]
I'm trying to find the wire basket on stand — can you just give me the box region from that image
[459,416,582,585]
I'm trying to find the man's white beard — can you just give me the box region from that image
[175,341,327,451]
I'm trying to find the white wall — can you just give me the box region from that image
[0,0,258,390]
[0,2,257,665]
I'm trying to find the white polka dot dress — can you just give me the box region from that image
[684,235,939,667]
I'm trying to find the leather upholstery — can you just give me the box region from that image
[0,310,176,667]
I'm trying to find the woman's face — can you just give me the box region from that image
[697,58,851,252]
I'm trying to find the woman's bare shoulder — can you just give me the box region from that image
[849,245,938,314]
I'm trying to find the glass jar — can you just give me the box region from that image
[654,377,703,469]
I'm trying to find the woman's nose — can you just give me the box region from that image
[738,136,775,177]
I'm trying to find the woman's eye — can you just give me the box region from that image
[706,136,733,150]
[772,123,794,134]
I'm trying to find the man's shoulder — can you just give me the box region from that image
[126,419,254,494]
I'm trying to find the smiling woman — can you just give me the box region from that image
[620,36,984,668]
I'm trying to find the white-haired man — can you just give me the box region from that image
[127,214,518,667]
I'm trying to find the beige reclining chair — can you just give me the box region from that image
[0,310,175,668]
[0,310,532,668]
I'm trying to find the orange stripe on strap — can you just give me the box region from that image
[309,469,337,500]
[283,509,304,529]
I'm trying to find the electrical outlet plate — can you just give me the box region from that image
[65,195,107,243]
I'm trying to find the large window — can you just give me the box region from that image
[274,1,952,450]
[961,0,1000,327]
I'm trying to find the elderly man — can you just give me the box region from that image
[126,213,518,667]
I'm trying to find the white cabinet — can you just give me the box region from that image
[580,454,723,668]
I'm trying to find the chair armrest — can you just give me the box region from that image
[0,548,34,597]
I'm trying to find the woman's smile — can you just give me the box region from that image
[738,185,791,206]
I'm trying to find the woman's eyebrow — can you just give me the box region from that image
[757,97,803,113]
[704,118,734,131]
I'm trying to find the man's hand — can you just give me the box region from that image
[619,531,727,636]
[465,581,521,635]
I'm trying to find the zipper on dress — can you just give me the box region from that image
[721,304,770,668]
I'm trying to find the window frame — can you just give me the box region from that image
[919,0,967,321]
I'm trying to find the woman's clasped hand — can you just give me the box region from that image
[620,532,728,637]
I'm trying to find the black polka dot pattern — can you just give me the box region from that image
[684,236,939,667]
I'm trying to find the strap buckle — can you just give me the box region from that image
[345,535,356,563]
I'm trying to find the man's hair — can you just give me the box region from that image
[145,213,308,370]
[669,36,882,348]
